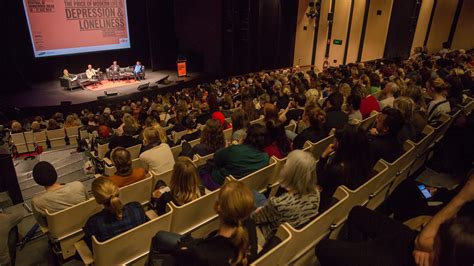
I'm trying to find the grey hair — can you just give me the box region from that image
[279,150,318,195]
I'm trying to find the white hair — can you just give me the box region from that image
[279,150,318,195]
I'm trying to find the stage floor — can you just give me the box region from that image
[4,69,202,108]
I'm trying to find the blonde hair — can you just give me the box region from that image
[216,181,254,266]
[122,113,140,129]
[64,115,76,127]
[92,177,123,220]
[11,121,22,132]
[142,127,162,146]
[394,96,415,121]
[170,157,200,205]
[279,150,318,195]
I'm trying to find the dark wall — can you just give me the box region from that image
[174,0,223,74]
[384,0,421,59]
[5,0,152,85]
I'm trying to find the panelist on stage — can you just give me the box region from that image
[108,61,121,81]
[85,65,101,80]
[133,61,145,80]
[62,69,77,81]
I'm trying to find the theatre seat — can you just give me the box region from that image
[46,198,103,259]
[359,112,378,131]
[46,128,67,148]
[223,127,233,142]
[118,173,153,205]
[168,188,220,234]
[250,116,265,125]
[275,187,349,264]
[76,208,172,266]
[307,134,336,160]
[65,126,81,145]
[11,131,35,154]
[227,157,278,192]
[366,142,416,210]
[250,226,292,266]
[34,130,47,151]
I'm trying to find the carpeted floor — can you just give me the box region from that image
[85,79,139,91]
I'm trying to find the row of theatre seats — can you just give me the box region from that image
[37,97,473,265]
[10,126,83,154]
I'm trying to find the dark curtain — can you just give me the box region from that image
[146,0,177,70]
[255,0,298,71]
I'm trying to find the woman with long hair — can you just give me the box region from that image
[83,177,148,247]
[317,125,374,209]
[263,118,291,159]
[231,109,249,144]
[151,157,204,214]
[190,118,226,157]
[293,104,327,150]
[151,181,256,265]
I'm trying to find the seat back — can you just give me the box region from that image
[46,198,103,241]
[11,132,35,154]
[278,187,349,264]
[65,126,81,145]
[250,116,264,125]
[359,113,377,131]
[432,113,451,143]
[366,142,414,210]
[47,128,67,148]
[92,210,172,266]
[34,130,47,149]
[227,157,277,192]
[334,161,388,226]
[462,97,474,115]
[151,168,174,188]
[250,226,292,266]
[79,129,89,141]
[309,134,335,159]
[170,144,182,159]
[284,121,297,133]
[119,174,153,205]
[172,130,188,144]
[271,156,287,183]
[407,125,435,176]
[193,153,214,167]
[96,143,109,160]
[126,144,142,160]
[223,128,233,142]
[169,188,220,234]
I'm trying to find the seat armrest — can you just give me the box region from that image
[103,157,113,166]
[74,240,94,265]
[146,210,158,220]
[403,215,432,231]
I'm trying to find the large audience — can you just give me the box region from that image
[2,47,474,265]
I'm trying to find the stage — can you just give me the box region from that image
[4,69,204,108]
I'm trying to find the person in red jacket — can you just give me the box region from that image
[352,84,380,119]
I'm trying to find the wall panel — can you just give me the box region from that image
[426,0,457,52]
[328,0,351,66]
[452,0,474,49]
[293,0,316,66]
[345,0,366,64]
[411,0,435,53]
[361,0,393,61]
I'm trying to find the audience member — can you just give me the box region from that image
[139,127,175,174]
[189,119,226,157]
[108,148,147,187]
[368,108,404,162]
[352,84,380,119]
[317,125,373,209]
[83,177,148,247]
[252,150,320,240]
[107,125,142,156]
[176,115,201,145]
[151,181,255,265]
[379,82,399,109]
[206,124,269,190]
[426,77,451,123]
[346,94,362,125]
[323,92,348,132]
[31,161,89,227]
[151,157,205,215]
[0,211,23,265]
[315,172,474,266]
[293,104,327,150]
[263,119,291,159]
[279,93,306,124]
